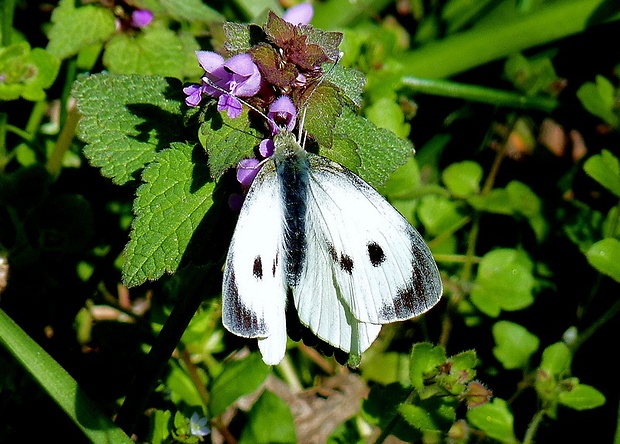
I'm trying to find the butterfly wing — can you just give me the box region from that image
[222,161,288,365]
[292,154,442,354]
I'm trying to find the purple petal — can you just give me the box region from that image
[183,84,203,107]
[268,96,297,133]
[237,158,261,187]
[225,54,262,97]
[259,139,275,158]
[225,53,257,77]
[218,94,243,118]
[283,3,314,25]
[131,9,154,28]
[196,51,225,73]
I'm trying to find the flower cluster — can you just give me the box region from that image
[183,3,342,199]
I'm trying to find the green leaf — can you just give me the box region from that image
[365,97,410,139]
[409,342,446,391]
[149,409,172,444]
[46,0,116,60]
[558,384,606,410]
[442,161,482,198]
[379,157,421,200]
[470,249,536,317]
[199,108,263,179]
[539,342,571,376]
[399,397,456,432]
[0,43,60,101]
[576,75,619,126]
[417,195,464,237]
[492,321,540,370]
[305,83,344,148]
[209,353,270,417]
[324,64,366,108]
[103,28,198,78]
[73,73,185,185]
[468,188,513,215]
[362,383,420,442]
[158,0,225,22]
[122,142,221,287]
[583,150,620,197]
[333,107,414,188]
[586,238,620,282]
[0,309,133,443]
[163,361,203,407]
[239,390,296,444]
[466,398,517,444]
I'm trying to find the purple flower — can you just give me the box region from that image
[183,51,262,118]
[283,3,314,25]
[237,158,261,188]
[259,138,274,158]
[267,96,297,134]
[130,9,154,28]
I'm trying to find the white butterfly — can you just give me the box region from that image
[221,128,442,365]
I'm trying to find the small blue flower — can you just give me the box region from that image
[189,412,210,438]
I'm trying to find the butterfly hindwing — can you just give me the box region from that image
[222,161,288,364]
[292,153,442,353]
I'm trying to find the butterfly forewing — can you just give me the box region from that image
[222,161,288,363]
[291,154,442,351]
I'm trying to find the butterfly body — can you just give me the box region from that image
[223,131,442,364]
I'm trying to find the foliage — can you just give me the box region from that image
[1,0,619,443]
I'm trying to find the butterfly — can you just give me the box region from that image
[221,127,443,365]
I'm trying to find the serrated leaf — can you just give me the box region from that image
[333,107,414,188]
[586,238,620,282]
[583,149,620,197]
[224,22,266,55]
[46,0,116,60]
[122,142,220,286]
[209,353,270,417]
[492,321,540,370]
[103,28,195,78]
[558,384,606,410]
[239,391,296,444]
[323,64,365,107]
[470,249,535,317]
[199,108,263,178]
[73,73,185,185]
[466,398,517,443]
[304,83,343,148]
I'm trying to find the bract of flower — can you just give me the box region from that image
[267,96,297,134]
[282,2,314,25]
[237,158,261,188]
[130,9,153,28]
[189,412,211,437]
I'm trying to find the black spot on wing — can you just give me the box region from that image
[378,238,441,321]
[253,256,263,279]
[272,252,278,277]
[225,270,267,334]
[326,242,354,274]
[340,254,354,274]
[367,242,386,266]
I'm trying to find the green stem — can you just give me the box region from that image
[523,409,546,444]
[395,0,618,79]
[1,0,15,46]
[400,77,558,112]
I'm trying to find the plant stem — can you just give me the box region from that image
[523,409,546,444]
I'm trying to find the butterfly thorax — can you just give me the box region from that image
[272,130,311,286]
